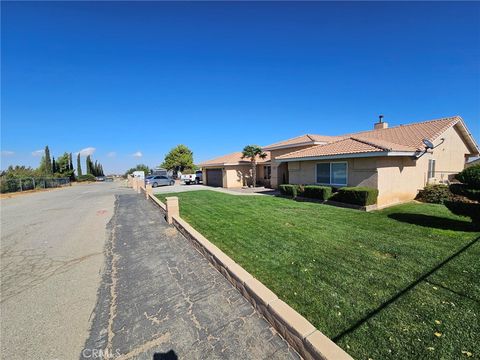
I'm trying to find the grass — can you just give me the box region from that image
[157,191,479,359]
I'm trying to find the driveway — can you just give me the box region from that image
[1,181,129,360]
[82,193,299,359]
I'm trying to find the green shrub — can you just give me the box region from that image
[279,184,300,198]
[444,200,480,224]
[77,174,96,182]
[416,184,453,204]
[456,165,480,189]
[331,187,379,206]
[303,185,332,200]
[449,183,480,202]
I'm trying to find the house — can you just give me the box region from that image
[200,116,479,207]
[466,157,480,168]
[199,151,271,188]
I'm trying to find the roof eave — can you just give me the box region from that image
[274,151,417,162]
[448,118,480,155]
[262,141,327,151]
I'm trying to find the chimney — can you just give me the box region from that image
[374,114,388,130]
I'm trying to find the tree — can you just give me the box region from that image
[124,164,150,177]
[69,153,75,180]
[77,153,83,176]
[86,155,92,175]
[56,153,69,173]
[241,145,267,188]
[161,145,194,176]
[42,145,52,175]
[52,157,57,174]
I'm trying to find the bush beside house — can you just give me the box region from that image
[415,184,453,204]
[279,184,378,207]
[279,184,300,198]
[330,187,379,206]
[445,165,480,223]
[303,185,332,200]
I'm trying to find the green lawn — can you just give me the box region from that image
[157,191,479,359]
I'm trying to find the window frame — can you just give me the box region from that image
[428,159,436,179]
[315,161,348,186]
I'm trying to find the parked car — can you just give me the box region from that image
[181,170,203,185]
[145,175,175,187]
[95,176,105,182]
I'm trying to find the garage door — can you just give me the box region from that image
[206,169,223,187]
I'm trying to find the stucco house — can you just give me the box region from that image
[200,116,479,207]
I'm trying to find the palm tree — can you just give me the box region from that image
[241,145,267,188]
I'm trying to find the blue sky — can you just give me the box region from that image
[2,1,479,173]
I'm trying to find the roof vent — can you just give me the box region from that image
[374,114,388,130]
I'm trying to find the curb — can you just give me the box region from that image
[147,192,353,360]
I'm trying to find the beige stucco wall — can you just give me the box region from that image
[270,146,313,188]
[429,125,470,181]
[287,158,378,188]
[224,165,251,188]
[376,124,471,206]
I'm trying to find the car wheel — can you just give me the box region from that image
[170,181,175,186]
[153,182,158,188]
[195,178,200,185]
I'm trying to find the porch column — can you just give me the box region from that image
[270,162,280,189]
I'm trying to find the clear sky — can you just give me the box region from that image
[2,1,479,173]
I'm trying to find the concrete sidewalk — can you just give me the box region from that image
[83,194,299,359]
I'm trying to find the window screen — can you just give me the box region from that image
[316,163,330,184]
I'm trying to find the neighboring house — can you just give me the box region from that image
[200,116,479,207]
[465,157,480,167]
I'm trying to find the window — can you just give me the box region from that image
[428,159,436,179]
[264,165,271,180]
[316,162,347,186]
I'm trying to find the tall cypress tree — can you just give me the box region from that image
[69,153,74,172]
[52,157,57,174]
[77,153,83,176]
[86,155,92,174]
[44,145,52,174]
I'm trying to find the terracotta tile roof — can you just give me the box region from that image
[200,151,271,167]
[344,116,460,151]
[263,134,343,150]
[275,138,387,159]
[277,116,468,160]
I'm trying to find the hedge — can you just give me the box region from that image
[77,174,96,182]
[303,185,332,201]
[279,184,300,198]
[456,165,480,189]
[449,183,480,202]
[331,186,379,206]
[416,184,453,204]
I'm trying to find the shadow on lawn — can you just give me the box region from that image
[387,213,478,232]
[333,235,480,343]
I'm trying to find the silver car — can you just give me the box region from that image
[145,175,175,187]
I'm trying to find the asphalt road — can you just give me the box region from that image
[82,194,298,360]
[1,182,298,360]
[1,182,128,360]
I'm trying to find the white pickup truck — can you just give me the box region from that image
[181,170,203,185]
